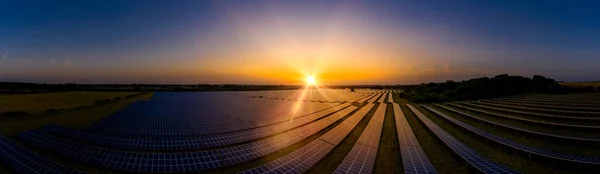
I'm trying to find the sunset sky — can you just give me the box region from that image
[1,0,599,85]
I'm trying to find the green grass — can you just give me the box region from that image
[373,104,403,173]
[307,104,379,173]
[0,92,140,114]
[416,104,581,173]
[0,92,153,137]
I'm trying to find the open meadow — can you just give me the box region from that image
[0,92,142,114]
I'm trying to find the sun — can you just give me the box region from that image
[305,76,317,85]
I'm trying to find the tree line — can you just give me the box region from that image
[399,74,569,103]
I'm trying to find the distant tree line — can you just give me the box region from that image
[399,74,569,103]
[0,82,80,94]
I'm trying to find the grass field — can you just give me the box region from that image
[0,92,141,113]
[0,92,153,137]
[560,81,600,87]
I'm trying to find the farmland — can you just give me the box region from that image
[0,89,599,173]
[0,92,142,114]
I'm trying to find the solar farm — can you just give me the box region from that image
[1,89,599,173]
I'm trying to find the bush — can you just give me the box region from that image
[1,111,29,117]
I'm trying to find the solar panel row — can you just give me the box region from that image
[476,101,600,117]
[239,104,373,174]
[0,135,84,174]
[436,104,600,143]
[493,98,600,109]
[423,105,600,165]
[43,105,352,151]
[334,104,386,174]
[252,103,350,127]
[407,104,518,174]
[239,140,334,174]
[501,96,600,105]
[484,99,600,112]
[461,102,600,121]
[377,93,387,103]
[353,93,376,103]
[89,121,257,137]
[387,93,394,103]
[392,104,437,174]
[367,93,382,103]
[447,103,600,130]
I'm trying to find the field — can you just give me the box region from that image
[0,89,599,173]
[0,92,153,136]
[560,81,600,87]
[0,92,141,113]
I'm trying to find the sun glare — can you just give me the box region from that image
[306,76,317,85]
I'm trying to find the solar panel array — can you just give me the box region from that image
[392,104,437,174]
[15,89,593,173]
[423,105,600,165]
[476,100,600,117]
[483,99,600,112]
[239,104,373,174]
[17,92,360,172]
[0,135,84,174]
[447,103,600,130]
[434,104,600,143]
[334,104,386,174]
[461,102,600,121]
[407,104,518,174]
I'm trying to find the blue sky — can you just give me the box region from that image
[1,0,599,84]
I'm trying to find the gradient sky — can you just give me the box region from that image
[1,0,599,85]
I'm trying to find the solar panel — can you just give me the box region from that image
[407,104,518,174]
[377,93,387,103]
[392,104,437,174]
[423,105,600,165]
[0,135,84,174]
[387,93,394,103]
[367,93,382,103]
[334,104,386,173]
